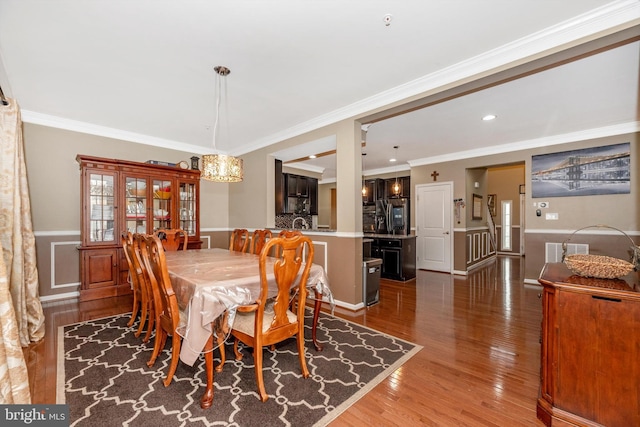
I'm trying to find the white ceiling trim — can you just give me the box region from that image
[408,121,640,167]
[284,164,326,175]
[20,109,212,155]
[364,164,412,177]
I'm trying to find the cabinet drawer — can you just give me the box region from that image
[377,238,402,248]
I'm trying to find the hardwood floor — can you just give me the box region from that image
[27,255,544,426]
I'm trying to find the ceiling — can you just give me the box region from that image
[0,1,638,182]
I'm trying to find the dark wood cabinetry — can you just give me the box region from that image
[308,178,318,215]
[287,174,308,197]
[385,176,411,199]
[274,159,318,215]
[77,155,201,301]
[363,176,410,204]
[537,263,640,427]
[362,178,385,205]
[371,236,416,281]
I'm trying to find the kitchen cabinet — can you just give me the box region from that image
[362,178,385,205]
[308,178,318,215]
[77,155,202,301]
[371,236,416,281]
[287,174,308,197]
[537,263,640,427]
[385,176,411,199]
[275,159,285,214]
[274,160,318,215]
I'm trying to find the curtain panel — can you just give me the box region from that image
[0,98,46,403]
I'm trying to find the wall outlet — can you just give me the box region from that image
[538,201,549,208]
[545,212,558,220]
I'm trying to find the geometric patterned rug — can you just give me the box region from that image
[58,310,422,426]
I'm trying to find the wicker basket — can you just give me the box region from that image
[564,254,634,279]
[562,225,639,279]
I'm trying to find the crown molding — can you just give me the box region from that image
[283,163,325,175]
[20,110,217,155]
[408,121,640,167]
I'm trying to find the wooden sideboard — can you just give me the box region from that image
[537,263,639,427]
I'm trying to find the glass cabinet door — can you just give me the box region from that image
[152,178,172,231]
[179,181,197,236]
[124,177,148,234]
[88,172,116,243]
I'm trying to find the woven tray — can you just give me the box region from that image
[564,254,634,279]
[562,225,639,279]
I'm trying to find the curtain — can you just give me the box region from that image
[0,98,46,403]
[0,250,30,403]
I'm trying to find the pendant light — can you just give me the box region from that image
[201,66,244,183]
[361,153,368,197]
[361,124,371,197]
[392,145,401,196]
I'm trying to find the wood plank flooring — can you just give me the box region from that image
[26,255,544,426]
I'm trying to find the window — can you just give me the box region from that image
[501,200,512,251]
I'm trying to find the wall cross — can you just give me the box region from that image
[431,171,439,181]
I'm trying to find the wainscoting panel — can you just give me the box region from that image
[466,227,496,268]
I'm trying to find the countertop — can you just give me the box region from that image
[363,233,416,239]
[271,229,415,239]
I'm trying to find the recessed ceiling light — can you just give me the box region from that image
[390,145,399,162]
[482,114,497,121]
[309,155,317,159]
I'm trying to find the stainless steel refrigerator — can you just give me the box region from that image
[375,198,409,235]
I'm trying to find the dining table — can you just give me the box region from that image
[164,247,334,408]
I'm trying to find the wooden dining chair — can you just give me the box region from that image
[230,234,314,402]
[229,228,250,252]
[121,231,143,332]
[278,229,302,238]
[155,228,188,251]
[249,229,272,255]
[131,233,156,343]
[139,234,185,387]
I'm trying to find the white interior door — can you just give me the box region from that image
[416,182,453,272]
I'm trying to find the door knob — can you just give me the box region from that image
[443,231,450,235]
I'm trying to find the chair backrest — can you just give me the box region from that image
[249,229,272,255]
[139,234,180,330]
[229,228,250,252]
[155,228,188,251]
[258,234,314,332]
[121,231,139,289]
[132,233,153,306]
[278,229,302,238]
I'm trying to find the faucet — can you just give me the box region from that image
[292,217,309,230]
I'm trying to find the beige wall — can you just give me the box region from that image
[21,119,640,301]
[488,164,524,227]
[24,118,367,306]
[411,132,639,281]
[24,124,230,231]
[318,182,335,227]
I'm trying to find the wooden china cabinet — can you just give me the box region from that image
[537,263,639,427]
[77,155,201,301]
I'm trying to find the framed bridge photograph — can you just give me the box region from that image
[531,142,630,198]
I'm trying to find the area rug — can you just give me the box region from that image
[58,310,421,426]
